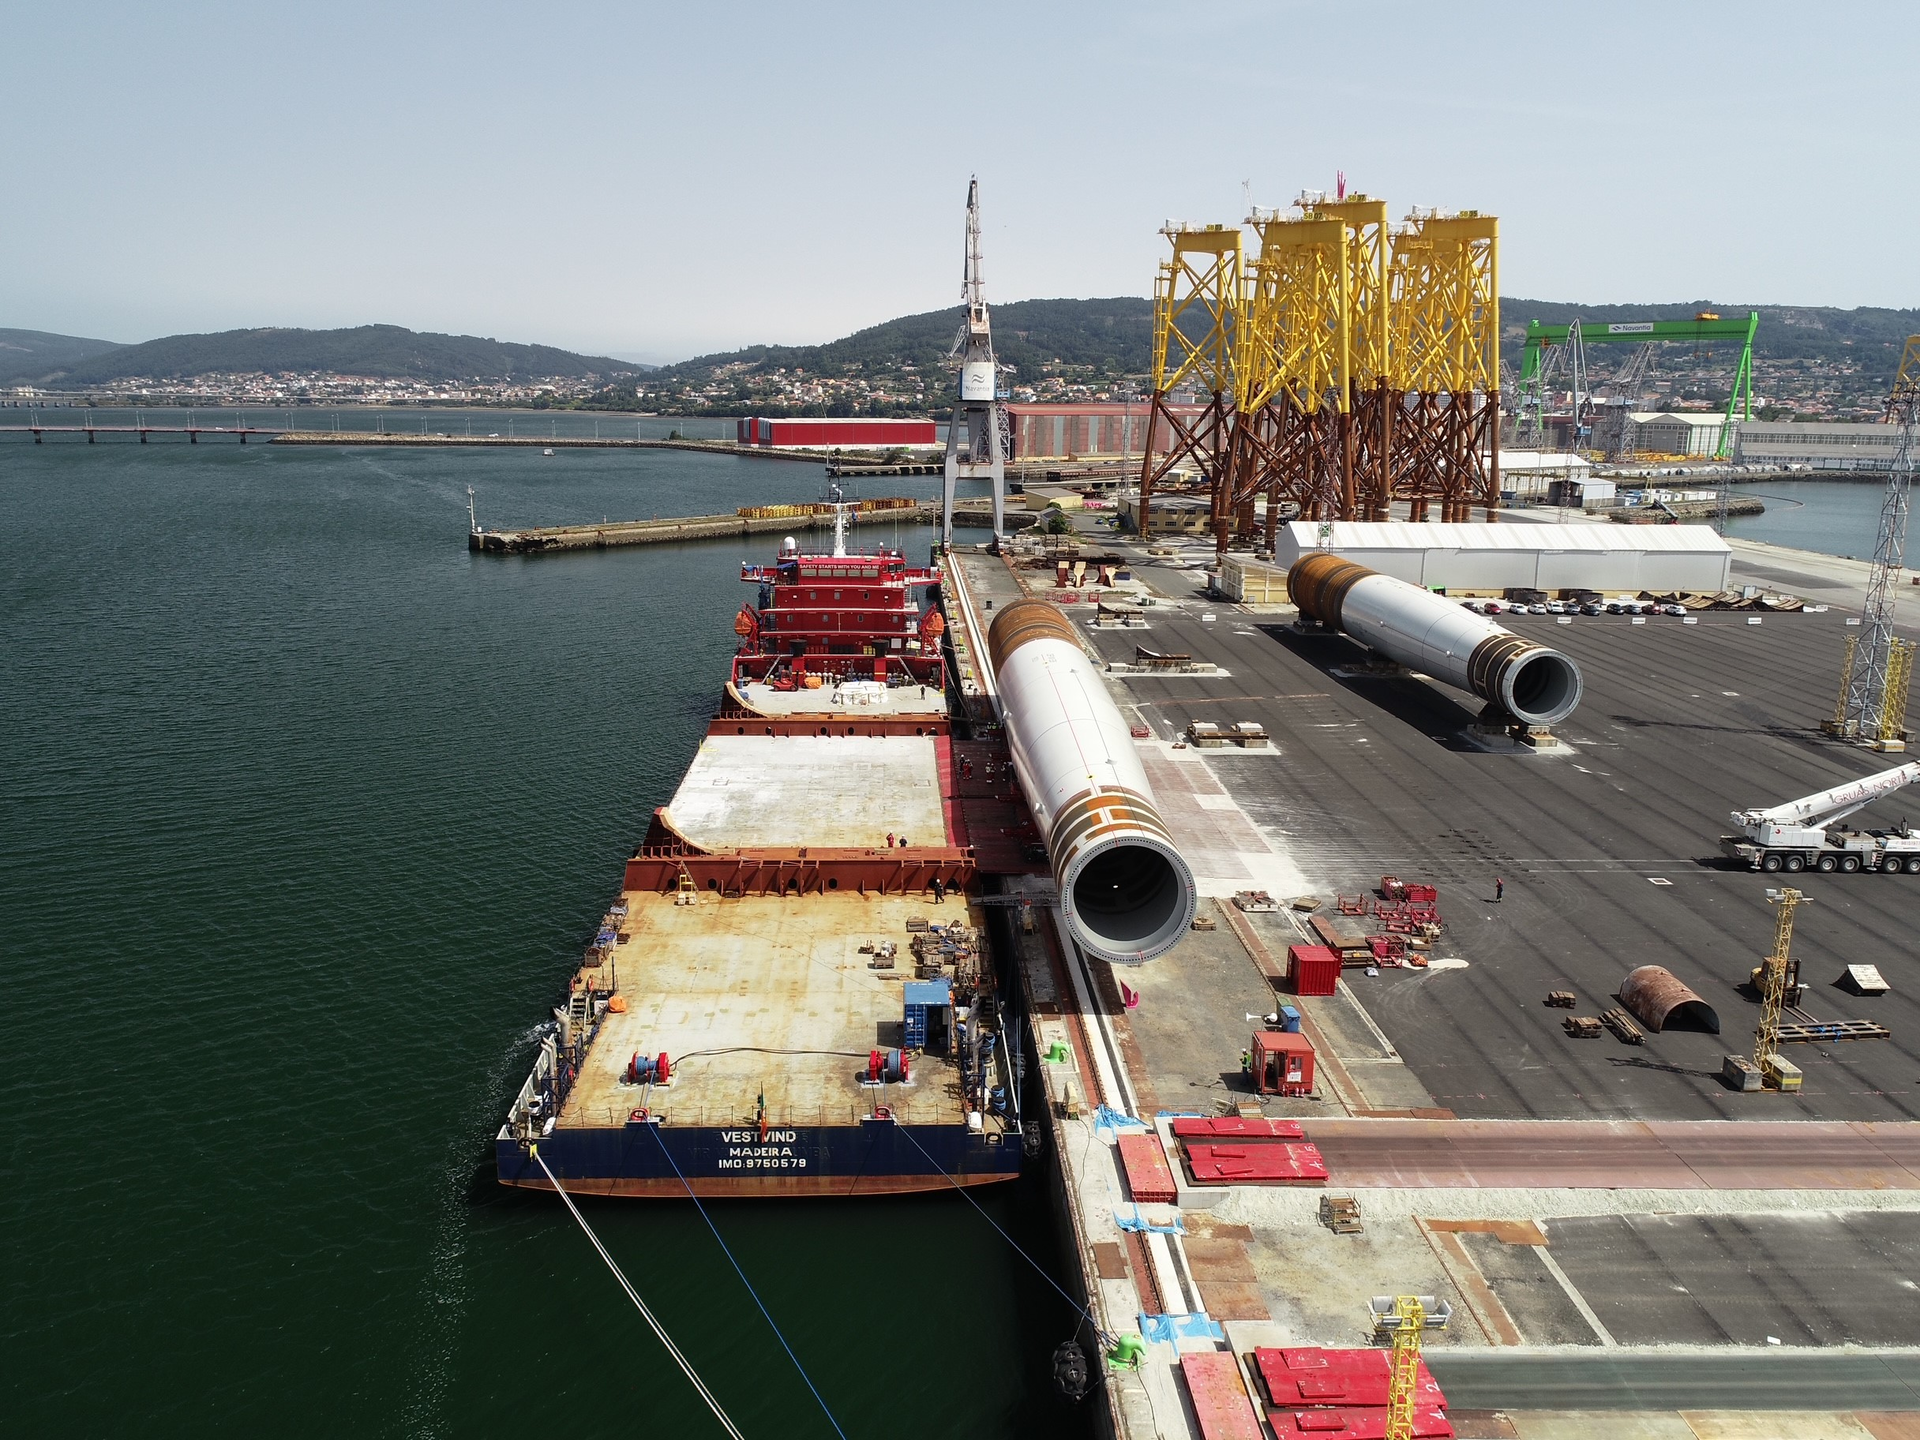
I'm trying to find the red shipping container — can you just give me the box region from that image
[1184,1142,1328,1185]
[1117,1132,1178,1204]
[1178,1353,1264,1440]
[1287,944,1340,997]
[1171,1116,1307,1142]
[1250,1031,1316,1096]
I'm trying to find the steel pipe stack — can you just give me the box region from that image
[1290,552,1584,726]
[986,601,1197,965]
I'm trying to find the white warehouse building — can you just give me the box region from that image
[1271,521,1732,595]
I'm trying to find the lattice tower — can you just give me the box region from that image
[1828,397,1917,744]
[1384,1295,1426,1440]
[1752,887,1803,1076]
[1882,639,1915,746]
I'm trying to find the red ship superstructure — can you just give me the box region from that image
[730,530,948,719]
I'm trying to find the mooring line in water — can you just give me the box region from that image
[532,1149,747,1440]
[646,1127,851,1440]
[894,1125,1107,1342]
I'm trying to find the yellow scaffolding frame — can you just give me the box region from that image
[1390,210,1499,395]
[1150,223,1243,400]
[1238,212,1350,415]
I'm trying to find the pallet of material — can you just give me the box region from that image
[1319,1195,1363,1234]
[1563,1015,1603,1038]
[1234,890,1279,913]
[1184,1142,1328,1185]
[1601,1007,1646,1045]
[1307,914,1371,955]
[1117,1132,1179,1204]
[1178,1352,1264,1440]
[1776,1016,1891,1043]
[1171,1116,1307,1142]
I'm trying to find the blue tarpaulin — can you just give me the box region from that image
[1137,1313,1224,1345]
[1114,1204,1185,1235]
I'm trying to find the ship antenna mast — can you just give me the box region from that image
[827,477,849,558]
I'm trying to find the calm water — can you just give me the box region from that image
[1,429,1081,1438]
[1724,478,1903,560]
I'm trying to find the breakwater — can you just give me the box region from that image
[470,501,1031,554]
[273,430,826,462]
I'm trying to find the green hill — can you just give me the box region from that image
[0,328,127,386]
[47,324,645,385]
[650,297,1156,383]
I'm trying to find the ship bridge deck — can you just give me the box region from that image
[729,679,948,720]
[562,891,984,1131]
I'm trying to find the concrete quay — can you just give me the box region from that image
[273,430,827,462]
[469,501,1029,555]
[941,526,1920,1440]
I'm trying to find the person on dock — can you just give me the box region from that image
[886,832,895,849]
[1495,875,1504,903]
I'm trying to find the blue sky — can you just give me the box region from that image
[3,0,1912,363]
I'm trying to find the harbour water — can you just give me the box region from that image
[1724,478,1901,562]
[1,429,1085,1439]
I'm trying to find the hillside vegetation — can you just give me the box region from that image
[41,325,644,385]
[0,328,126,386]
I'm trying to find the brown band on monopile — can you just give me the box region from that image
[1467,633,1533,702]
[1287,552,1371,629]
[987,599,1081,673]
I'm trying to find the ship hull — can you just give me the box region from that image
[497,1119,1023,1197]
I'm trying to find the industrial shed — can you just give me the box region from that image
[1271,521,1732,596]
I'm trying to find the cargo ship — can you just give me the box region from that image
[496,503,1033,1195]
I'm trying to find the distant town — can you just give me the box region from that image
[4,347,1894,423]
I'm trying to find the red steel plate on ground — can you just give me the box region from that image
[1185,1142,1328,1185]
[1171,1116,1307,1141]
[1251,1348,1442,1408]
[1178,1353,1263,1440]
[1117,1132,1178,1204]
[1267,1405,1452,1437]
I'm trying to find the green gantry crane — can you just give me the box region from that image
[1514,311,1759,460]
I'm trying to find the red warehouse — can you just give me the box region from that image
[736,417,939,450]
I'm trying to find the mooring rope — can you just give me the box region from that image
[646,1126,851,1440]
[893,1124,1107,1343]
[532,1149,747,1440]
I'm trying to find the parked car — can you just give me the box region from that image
[1482,600,1503,614]
[1580,602,1605,616]
[1545,600,1566,614]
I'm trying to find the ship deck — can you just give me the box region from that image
[561,890,983,1131]
[662,733,948,850]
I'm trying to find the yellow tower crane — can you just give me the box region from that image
[1369,1292,1450,1440]
[1753,886,1807,1092]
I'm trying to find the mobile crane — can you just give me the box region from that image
[1722,762,1920,873]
